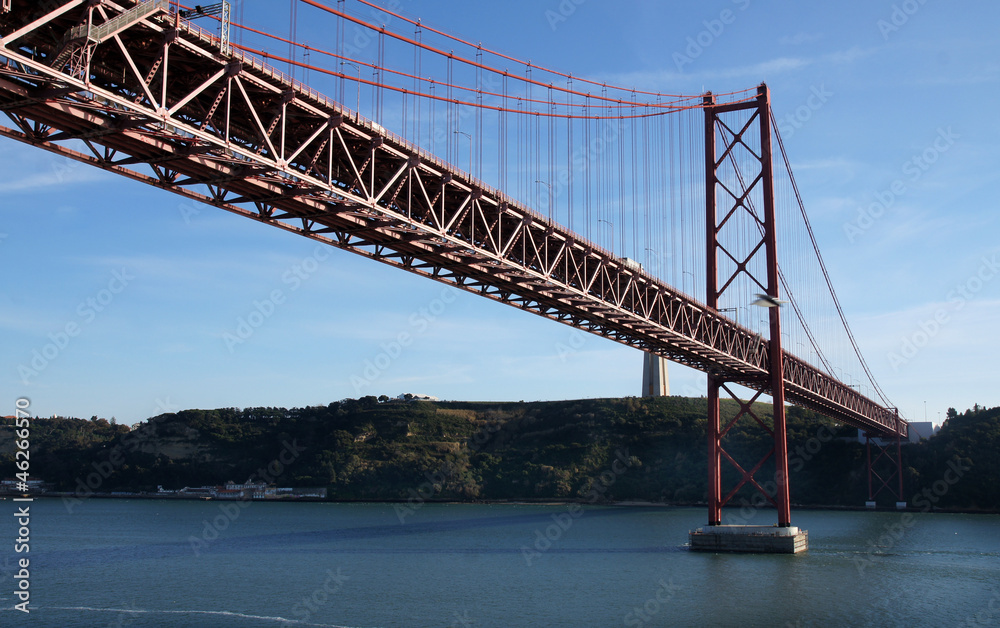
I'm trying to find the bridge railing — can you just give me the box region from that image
[170,7,614,265]
[0,0,905,438]
[171,8,907,440]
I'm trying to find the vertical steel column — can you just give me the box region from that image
[866,433,874,501]
[706,376,721,524]
[703,84,791,527]
[895,410,904,503]
[866,412,905,507]
[704,92,721,526]
[220,1,231,56]
[757,85,792,527]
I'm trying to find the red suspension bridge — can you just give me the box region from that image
[0,0,907,540]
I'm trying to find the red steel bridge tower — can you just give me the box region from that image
[693,85,798,549]
[0,1,909,553]
[695,87,905,549]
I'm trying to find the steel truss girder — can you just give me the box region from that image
[0,0,905,440]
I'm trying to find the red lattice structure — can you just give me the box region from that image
[0,2,908,528]
[866,420,905,507]
[704,86,791,526]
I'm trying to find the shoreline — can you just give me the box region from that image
[4,492,998,516]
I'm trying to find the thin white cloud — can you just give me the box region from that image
[711,56,814,79]
[605,56,813,90]
[908,65,1000,87]
[157,343,199,355]
[780,33,824,46]
[0,308,71,335]
[788,157,859,172]
[0,164,110,193]
[823,46,877,65]
[597,45,878,93]
[63,250,359,289]
[857,298,1000,381]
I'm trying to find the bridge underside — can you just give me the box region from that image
[0,0,905,438]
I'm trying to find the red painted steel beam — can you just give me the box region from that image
[0,0,906,440]
[757,85,792,526]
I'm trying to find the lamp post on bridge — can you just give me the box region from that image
[340,61,361,118]
[718,306,737,324]
[682,270,695,296]
[644,247,659,278]
[535,180,553,223]
[598,219,614,256]
[456,131,473,178]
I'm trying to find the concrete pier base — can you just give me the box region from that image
[689,525,808,554]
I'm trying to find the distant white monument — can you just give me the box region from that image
[642,352,669,397]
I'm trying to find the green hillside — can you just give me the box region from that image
[1,397,996,511]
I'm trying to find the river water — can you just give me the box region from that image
[1,498,998,627]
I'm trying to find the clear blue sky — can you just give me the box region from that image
[2,0,997,425]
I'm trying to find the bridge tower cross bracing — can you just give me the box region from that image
[704,84,792,528]
[0,2,908,540]
[865,408,906,510]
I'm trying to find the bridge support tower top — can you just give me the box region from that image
[703,84,792,529]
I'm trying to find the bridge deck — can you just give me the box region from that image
[0,0,906,437]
